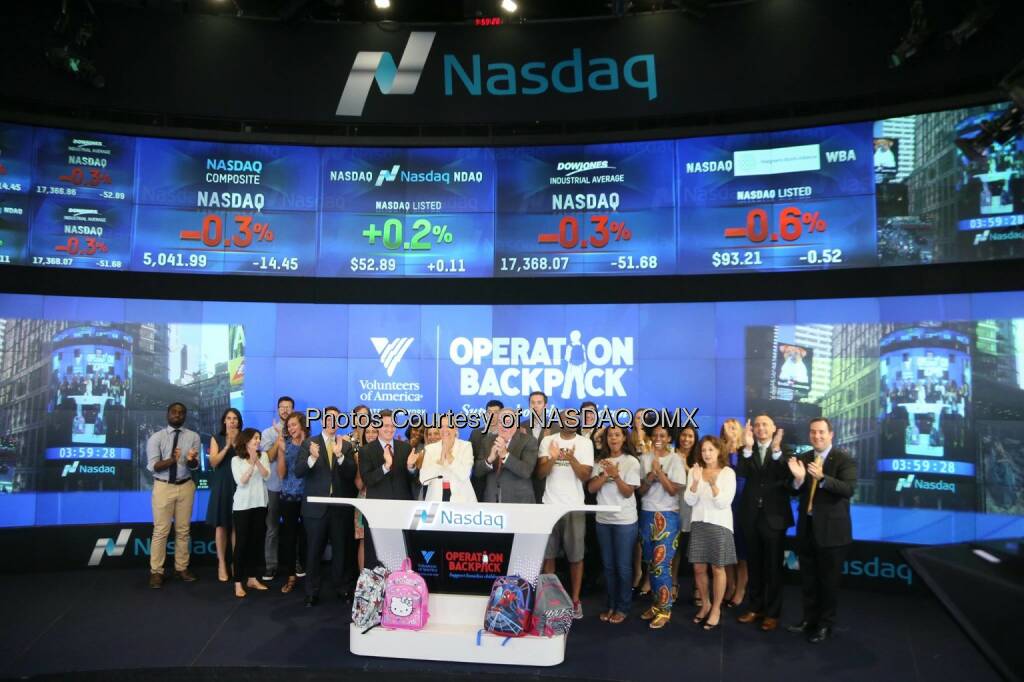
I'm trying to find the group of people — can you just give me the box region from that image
[144,392,857,643]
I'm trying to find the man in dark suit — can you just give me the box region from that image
[475,408,539,504]
[357,409,415,567]
[786,417,857,643]
[736,415,794,632]
[470,399,504,502]
[294,406,357,607]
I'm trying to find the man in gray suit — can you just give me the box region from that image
[474,408,538,504]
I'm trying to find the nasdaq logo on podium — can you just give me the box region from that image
[410,502,506,531]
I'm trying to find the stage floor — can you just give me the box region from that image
[0,568,1000,682]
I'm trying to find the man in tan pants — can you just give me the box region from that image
[146,402,201,588]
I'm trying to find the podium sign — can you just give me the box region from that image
[310,497,617,665]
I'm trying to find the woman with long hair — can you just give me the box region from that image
[684,435,738,631]
[588,424,641,624]
[672,424,699,606]
[638,424,687,629]
[720,418,748,608]
[206,407,242,582]
[274,412,309,594]
[231,428,271,598]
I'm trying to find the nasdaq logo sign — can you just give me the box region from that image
[337,32,436,116]
[336,32,658,117]
[88,528,132,566]
[375,165,401,187]
[895,474,915,492]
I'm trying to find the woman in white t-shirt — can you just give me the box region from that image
[638,425,687,629]
[231,428,271,598]
[587,424,641,625]
[684,435,737,631]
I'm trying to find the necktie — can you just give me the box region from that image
[168,429,181,483]
[758,445,766,467]
[807,454,824,514]
[325,437,334,495]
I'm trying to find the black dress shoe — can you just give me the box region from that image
[304,595,318,608]
[786,621,813,634]
[808,626,831,643]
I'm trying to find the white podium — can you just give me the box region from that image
[309,497,616,666]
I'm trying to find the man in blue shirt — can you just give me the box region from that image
[261,396,294,581]
[145,402,201,588]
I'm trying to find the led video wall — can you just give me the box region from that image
[0,101,1021,278]
[1,290,1023,546]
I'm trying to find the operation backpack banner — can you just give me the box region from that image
[0,290,1024,548]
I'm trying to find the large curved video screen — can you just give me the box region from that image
[1,290,1024,547]
[0,101,1021,278]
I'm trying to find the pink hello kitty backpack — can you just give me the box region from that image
[380,558,430,631]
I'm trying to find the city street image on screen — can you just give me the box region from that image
[956,108,1024,223]
[0,319,242,493]
[879,327,971,458]
[48,327,132,448]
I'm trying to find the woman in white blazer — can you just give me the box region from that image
[419,417,476,503]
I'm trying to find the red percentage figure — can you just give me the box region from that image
[724,206,828,243]
[85,169,112,187]
[539,215,633,250]
[55,237,108,257]
[58,167,86,186]
[180,214,275,248]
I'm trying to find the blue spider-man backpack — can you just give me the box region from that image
[482,575,534,638]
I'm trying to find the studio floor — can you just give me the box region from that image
[0,567,1001,682]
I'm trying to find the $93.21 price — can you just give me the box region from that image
[711,249,843,268]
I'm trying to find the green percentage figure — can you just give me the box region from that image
[362,217,454,251]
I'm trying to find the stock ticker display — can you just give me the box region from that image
[0,101,1022,277]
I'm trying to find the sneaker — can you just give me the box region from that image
[261,570,276,582]
[573,601,583,620]
[295,564,306,578]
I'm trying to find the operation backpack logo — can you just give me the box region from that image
[449,329,633,400]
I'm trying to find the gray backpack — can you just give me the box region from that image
[531,573,574,637]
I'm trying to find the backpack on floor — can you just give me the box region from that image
[380,558,430,631]
[530,573,574,637]
[483,575,534,637]
[351,565,389,631]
